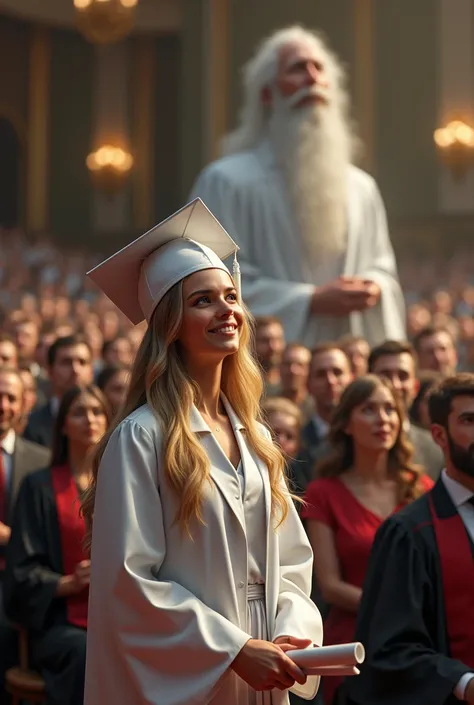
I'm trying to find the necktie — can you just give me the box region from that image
[468,496,474,508]
[0,450,5,524]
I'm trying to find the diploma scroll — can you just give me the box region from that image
[288,642,365,677]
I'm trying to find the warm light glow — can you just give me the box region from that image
[86,145,134,172]
[434,120,474,149]
[73,0,139,44]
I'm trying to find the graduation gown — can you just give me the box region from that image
[190,140,405,346]
[3,467,87,705]
[84,398,323,705]
[345,479,473,705]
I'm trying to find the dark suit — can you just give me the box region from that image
[409,424,444,481]
[0,436,51,704]
[290,418,328,497]
[23,402,55,450]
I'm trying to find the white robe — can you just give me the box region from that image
[191,140,406,346]
[84,397,323,705]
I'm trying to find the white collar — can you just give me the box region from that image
[1,429,16,455]
[312,414,329,438]
[441,469,474,508]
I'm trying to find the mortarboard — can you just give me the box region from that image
[87,198,240,325]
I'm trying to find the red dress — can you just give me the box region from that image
[302,474,433,705]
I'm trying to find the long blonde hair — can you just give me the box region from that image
[82,279,289,546]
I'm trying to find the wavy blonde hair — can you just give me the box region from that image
[82,278,290,546]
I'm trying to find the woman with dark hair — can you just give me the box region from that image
[96,364,130,415]
[302,375,433,705]
[3,384,110,705]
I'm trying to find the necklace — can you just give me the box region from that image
[214,426,221,433]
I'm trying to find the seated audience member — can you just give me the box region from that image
[16,364,39,433]
[101,336,134,369]
[346,374,474,705]
[263,396,302,460]
[368,340,444,479]
[413,325,458,376]
[7,314,40,375]
[339,335,370,377]
[302,375,433,705]
[24,335,94,448]
[253,316,285,393]
[292,343,353,495]
[0,367,50,705]
[96,364,130,416]
[277,343,314,419]
[3,385,110,705]
[411,370,444,431]
[0,335,18,369]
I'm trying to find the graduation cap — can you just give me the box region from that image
[87,198,240,325]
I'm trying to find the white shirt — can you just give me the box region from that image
[311,414,329,440]
[441,470,474,699]
[1,429,16,503]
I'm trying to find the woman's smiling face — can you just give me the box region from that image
[178,269,243,361]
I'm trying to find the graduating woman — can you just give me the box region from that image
[3,384,110,705]
[82,198,323,705]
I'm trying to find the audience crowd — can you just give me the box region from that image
[0,229,471,705]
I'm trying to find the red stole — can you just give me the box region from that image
[51,465,88,629]
[429,493,474,668]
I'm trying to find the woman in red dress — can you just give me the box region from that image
[302,375,433,705]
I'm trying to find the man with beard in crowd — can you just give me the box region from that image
[347,374,474,705]
[191,26,405,347]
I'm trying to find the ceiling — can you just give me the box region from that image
[0,0,182,33]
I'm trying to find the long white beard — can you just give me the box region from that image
[268,88,352,270]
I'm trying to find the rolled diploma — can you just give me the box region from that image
[288,643,365,670]
[304,666,360,677]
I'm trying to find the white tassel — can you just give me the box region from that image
[232,252,241,302]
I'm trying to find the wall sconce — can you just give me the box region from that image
[434,120,474,180]
[86,145,134,195]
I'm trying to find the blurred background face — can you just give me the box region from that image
[279,346,311,394]
[267,410,300,458]
[0,339,18,367]
[345,384,400,453]
[102,369,129,414]
[35,331,57,368]
[417,331,457,375]
[343,339,370,377]
[63,392,108,450]
[0,371,23,438]
[255,322,285,372]
[104,337,134,367]
[49,344,93,397]
[371,352,418,409]
[12,320,39,363]
[308,349,352,414]
[19,369,37,414]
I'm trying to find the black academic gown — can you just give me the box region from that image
[3,468,86,705]
[344,479,473,705]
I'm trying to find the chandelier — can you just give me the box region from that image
[73,0,139,45]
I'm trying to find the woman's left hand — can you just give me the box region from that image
[273,636,313,653]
